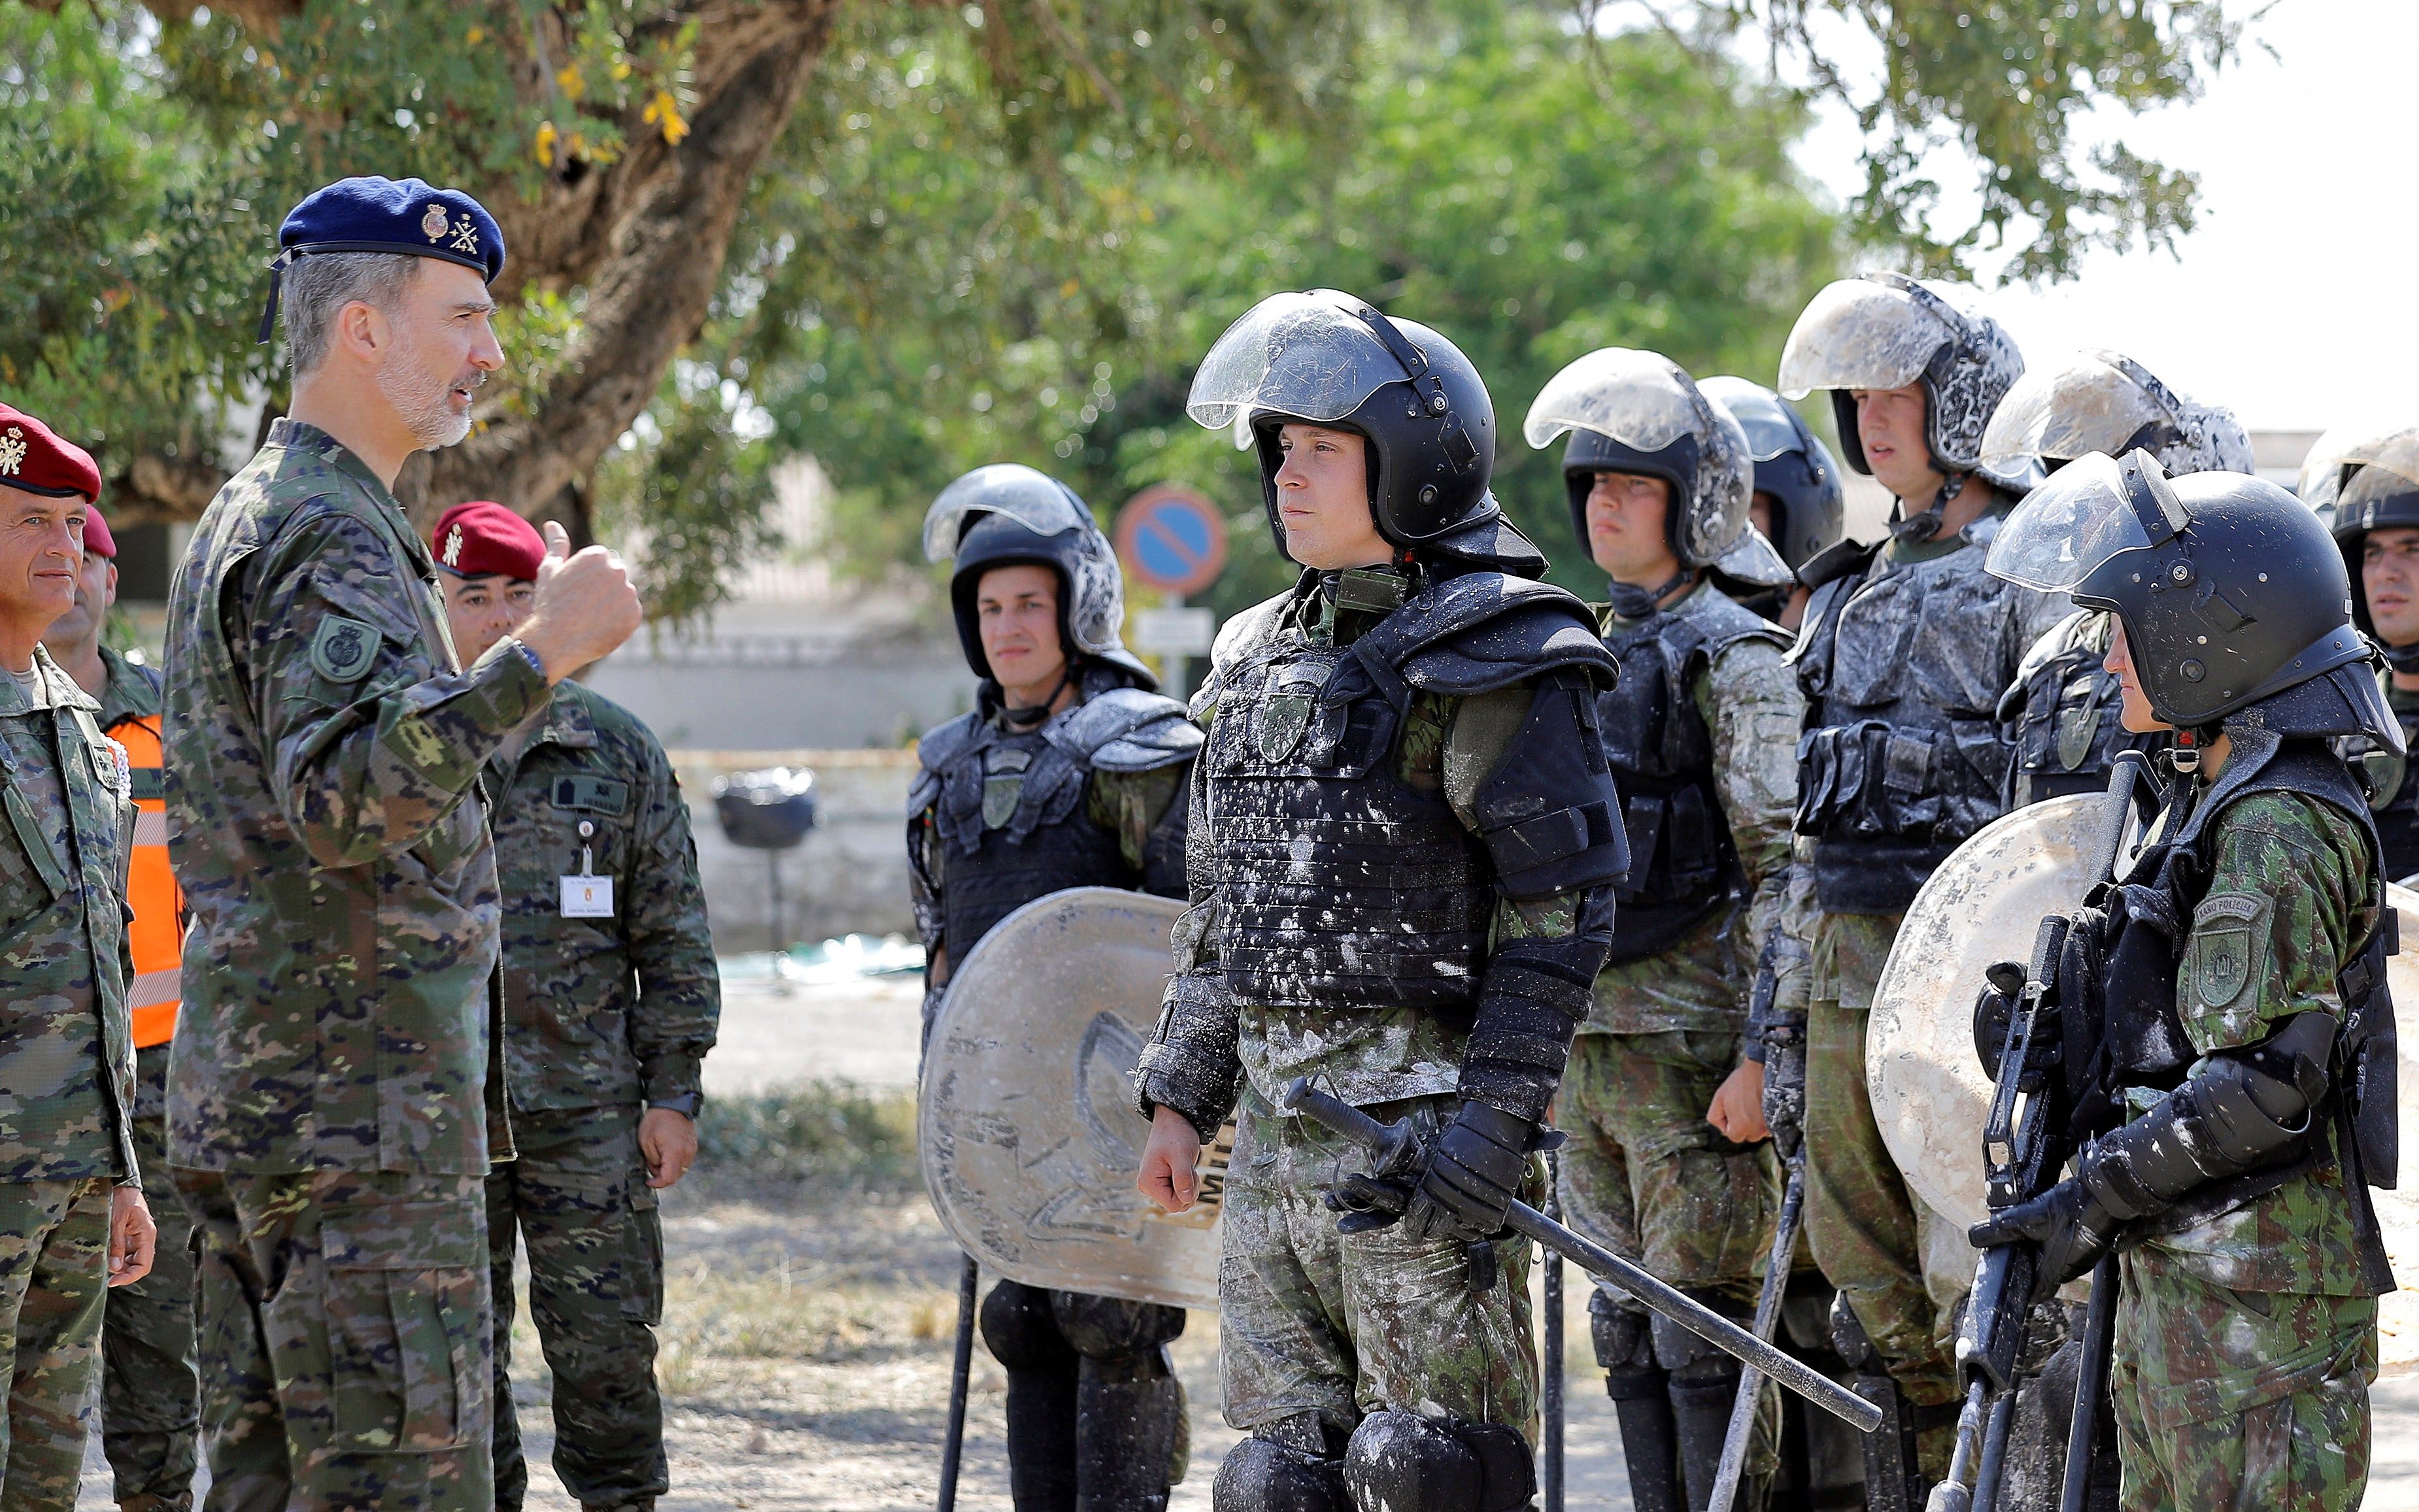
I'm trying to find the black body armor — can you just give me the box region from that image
[1597,594,1789,964]
[1791,528,2035,912]
[1200,571,1622,1015]
[1999,611,2166,809]
[913,684,1200,958]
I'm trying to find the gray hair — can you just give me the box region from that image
[282,252,422,376]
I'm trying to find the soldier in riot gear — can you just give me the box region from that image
[1972,451,2398,1512]
[910,465,1202,1512]
[1979,352,2255,809]
[1520,350,1799,1512]
[1128,290,1628,1512]
[1699,376,1846,631]
[2306,425,2419,882]
[1768,273,2069,1502]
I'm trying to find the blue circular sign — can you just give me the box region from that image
[1115,486,1228,596]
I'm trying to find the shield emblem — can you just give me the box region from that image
[1256,661,1335,765]
[921,886,1228,1309]
[2054,677,2102,772]
[981,747,1033,830]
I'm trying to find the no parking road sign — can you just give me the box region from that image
[1114,484,1228,597]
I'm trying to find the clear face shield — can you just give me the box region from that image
[1525,348,1753,565]
[922,464,1096,563]
[1984,449,2188,596]
[2308,426,2419,522]
[1978,352,2172,469]
[1775,275,1959,400]
[1185,292,1421,449]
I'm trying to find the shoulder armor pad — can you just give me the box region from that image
[915,711,983,776]
[1357,573,1616,699]
[1048,687,1203,772]
[1679,590,1793,662]
[1208,591,1293,677]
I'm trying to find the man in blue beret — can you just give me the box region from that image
[163,175,644,1512]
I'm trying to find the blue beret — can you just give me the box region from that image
[257,176,507,344]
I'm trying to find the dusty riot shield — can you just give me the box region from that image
[920,886,1228,1310]
[1869,797,2419,1369]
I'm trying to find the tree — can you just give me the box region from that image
[3,0,2247,618]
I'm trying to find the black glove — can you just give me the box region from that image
[1967,1177,2121,1300]
[1325,1169,1413,1235]
[1761,1024,1806,1160]
[1397,1100,1535,1245]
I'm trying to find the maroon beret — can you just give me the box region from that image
[433,500,546,581]
[83,509,116,559]
[0,405,101,505]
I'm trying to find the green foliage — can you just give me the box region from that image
[693,1080,921,1190]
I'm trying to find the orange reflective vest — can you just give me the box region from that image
[112,713,182,1049]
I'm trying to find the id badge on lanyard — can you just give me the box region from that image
[560,818,614,918]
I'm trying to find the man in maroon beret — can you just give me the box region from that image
[433,501,717,1512]
[0,401,158,1511]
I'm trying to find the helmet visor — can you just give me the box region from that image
[1709,522,1793,589]
[1523,348,1716,453]
[2312,426,2419,514]
[1985,451,2177,592]
[1697,375,1809,462]
[923,464,1094,563]
[1978,353,2169,469]
[1185,292,1414,448]
[1776,276,1955,400]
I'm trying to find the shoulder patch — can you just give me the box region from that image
[309,614,381,683]
[2188,891,2273,1014]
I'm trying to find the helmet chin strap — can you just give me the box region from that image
[1606,566,1698,621]
[1889,469,1969,545]
[2384,641,2419,676]
[998,659,1077,730]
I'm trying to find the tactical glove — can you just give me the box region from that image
[1967,1177,2121,1300]
[1397,1100,1536,1245]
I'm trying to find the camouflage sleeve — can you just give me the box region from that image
[1744,841,1819,1057]
[1134,740,1240,1139]
[241,513,549,868]
[1085,762,1192,892]
[2178,792,2376,1056]
[1695,634,1803,970]
[622,738,719,1107]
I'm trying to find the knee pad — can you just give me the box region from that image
[1054,1291,1187,1362]
[1650,1288,1749,1379]
[1587,1288,1651,1373]
[1213,1432,1345,1512]
[1341,1411,1534,1512]
[982,1280,1078,1375]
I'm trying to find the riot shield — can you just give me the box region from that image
[1869,799,2419,1370]
[919,886,1228,1309]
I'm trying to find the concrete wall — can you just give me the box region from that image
[669,747,921,953]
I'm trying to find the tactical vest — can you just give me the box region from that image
[1597,597,1784,964]
[915,683,1199,960]
[1200,570,1617,1015]
[2001,618,2164,810]
[2078,737,2397,1289]
[2341,691,2419,884]
[1792,537,2026,912]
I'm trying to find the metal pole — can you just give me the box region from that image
[937,1255,980,1512]
[2058,1256,2120,1512]
[1706,1155,1806,1511]
[1542,1145,1565,1512]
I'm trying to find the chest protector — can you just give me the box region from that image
[922,716,1134,958]
[2065,738,2397,1264]
[1793,538,2027,911]
[2003,628,2165,810]
[1598,600,1782,964]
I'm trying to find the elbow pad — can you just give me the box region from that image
[2079,1009,2334,1221]
[1472,673,1629,901]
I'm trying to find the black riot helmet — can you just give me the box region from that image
[1988,450,2394,745]
[922,463,1155,689]
[2303,424,2419,648]
[1697,375,1846,573]
[1185,289,1500,556]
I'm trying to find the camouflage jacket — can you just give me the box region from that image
[1587,581,1802,1036]
[94,647,163,740]
[163,419,550,1176]
[0,648,139,1184]
[484,680,719,1113]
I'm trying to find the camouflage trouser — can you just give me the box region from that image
[175,1166,493,1512]
[1219,1092,1536,1439]
[103,1113,201,1511]
[1558,1030,1779,1481]
[488,1105,666,1512]
[1802,911,1969,1419]
[2110,1252,2375,1512]
[0,1178,112,1512]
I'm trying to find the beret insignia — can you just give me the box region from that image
[422,203,450,241]
[0,428,22,477]
[442,524,464,568]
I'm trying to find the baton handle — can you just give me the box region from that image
[937,1254,979,1512]
[1706,1157,1806,1511]
[1279,1078,1883,1436]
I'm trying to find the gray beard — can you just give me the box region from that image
[378,344,476,450]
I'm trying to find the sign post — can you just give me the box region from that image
[1113,485,1227,698]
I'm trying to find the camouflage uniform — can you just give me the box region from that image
[2108,790,2383,1511]
[1135,574,1621,1466]
[1558,583,1799,1501]
[0,648,139,1512]
[163,418,552,1512]
[481,680,717,1512]
[90,647,206,1512]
